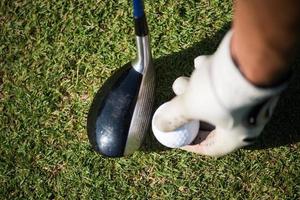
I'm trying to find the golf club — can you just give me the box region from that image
[87,0,155,157]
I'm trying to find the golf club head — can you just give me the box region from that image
[87,37,155,157]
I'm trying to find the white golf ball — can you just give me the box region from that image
[152,103,200,148]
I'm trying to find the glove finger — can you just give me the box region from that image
[172,76,190,95]
[152,96,190,132]
[194,55,210,69]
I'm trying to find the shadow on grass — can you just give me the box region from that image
[142,22,300,153]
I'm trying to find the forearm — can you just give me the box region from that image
[231,0,300,87]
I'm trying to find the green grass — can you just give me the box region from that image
[1,0,300,199]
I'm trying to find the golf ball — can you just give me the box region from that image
[152,103,200,148]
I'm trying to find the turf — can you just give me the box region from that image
[1,0,300,199]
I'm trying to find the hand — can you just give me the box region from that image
[152,31,287,157]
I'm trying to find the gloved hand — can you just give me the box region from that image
[152,31,288,157]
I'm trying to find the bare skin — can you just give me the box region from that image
[231,0,300,87]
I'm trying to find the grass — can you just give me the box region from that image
[1,0,300,199]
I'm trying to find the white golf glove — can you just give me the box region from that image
[152,31,288,157]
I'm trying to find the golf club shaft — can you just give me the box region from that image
[132,0,151,74]
[133,0,148,36]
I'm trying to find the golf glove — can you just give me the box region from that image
[152,31,288,157]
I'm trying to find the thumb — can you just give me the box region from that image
[172,76,190,96]
[152,96,191,132]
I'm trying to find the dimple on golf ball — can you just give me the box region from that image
[152,102,200,148]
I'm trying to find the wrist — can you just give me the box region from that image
[231,31,291,87]
[207,31,287,111]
